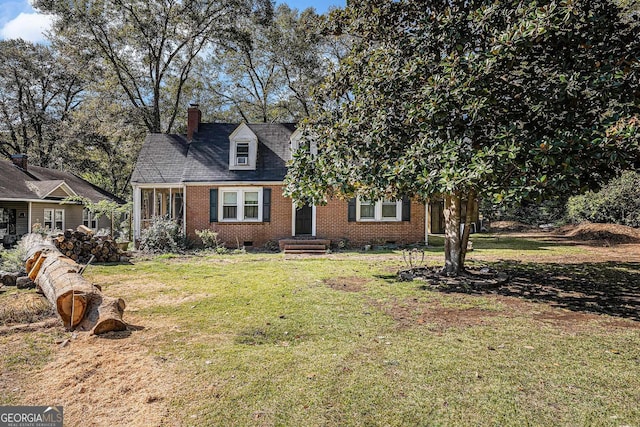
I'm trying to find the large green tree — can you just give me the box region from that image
[285,0,640,275]
[198,4,328,123]
[35,0,273,133]
[62,92,145,197]
[0,39,84,167]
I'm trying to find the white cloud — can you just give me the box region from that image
[0,12,52,43]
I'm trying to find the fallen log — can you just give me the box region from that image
[24,240,126,335]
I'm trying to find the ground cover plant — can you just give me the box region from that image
[0,230,639,426]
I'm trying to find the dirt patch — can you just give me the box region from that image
[0,292,54,326]
[324,277,368,292]
[11,315,183,427]
[371,297,502,330]
[373,292,640,332]
[88,278,211,312]
[562,222,640,244]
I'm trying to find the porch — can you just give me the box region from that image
[0,202,29,246]
[133,186,185,239]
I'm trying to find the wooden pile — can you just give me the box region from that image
[52,228,123,263]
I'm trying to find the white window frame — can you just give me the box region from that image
[235,142,250,166]
[356,198,402,222]
[219,188,263,222]
[83,208,98,230]
[44,208,65,231]
[289,129,317,160]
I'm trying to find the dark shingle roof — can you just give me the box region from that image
[131,123,296,184]
[130,134,190,183]
[0,160,124,204]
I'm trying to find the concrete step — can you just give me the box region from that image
[278,239,331,251]
[283,249,327,255]
[283,244,326,251]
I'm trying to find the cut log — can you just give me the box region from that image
[24,240,127,335]
[77,225,94,235]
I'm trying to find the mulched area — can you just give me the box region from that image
[561,222,640,244]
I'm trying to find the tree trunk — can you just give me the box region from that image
[442,190,476,276]
[443,193,463,275]
[25,242,126,335]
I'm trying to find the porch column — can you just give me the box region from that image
[312,205,317,237]
[182,184,187,236]
[133,186,141,242]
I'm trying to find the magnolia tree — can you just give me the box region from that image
[285,0,640,275]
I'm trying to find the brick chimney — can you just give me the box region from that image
[187,103,201,141]
[10,154,27,171]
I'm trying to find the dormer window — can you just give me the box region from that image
[229,124,258,170]
[289,129,317,161]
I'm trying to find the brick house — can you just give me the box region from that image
[131,105,471,249]
[0,155,124,246]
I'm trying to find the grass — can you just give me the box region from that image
[1,235,639,426]
[0,289,54,326]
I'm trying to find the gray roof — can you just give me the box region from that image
[0,160,124,204]
[131,123,296,184]
[25,180,66,198]
[130,134,190,183]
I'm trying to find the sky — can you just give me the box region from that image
[0,0,346,44]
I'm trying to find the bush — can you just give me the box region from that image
[195,229,226,252]
[481,198,566,226]
[139,218,185,253]
[0,234,43,273]
[567,171,640,227]
[262,240,280,252]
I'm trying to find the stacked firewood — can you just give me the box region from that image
[52,228,124,263]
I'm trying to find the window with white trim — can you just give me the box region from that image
[236,142,250,165]
[243,191,259,220]
[220,188,263,222]
[289,130,317,159]
[83,209,98,230]
[356,198,402,221]
[222,191,238,220]
[359,200,375,220]
[44,208,64,231]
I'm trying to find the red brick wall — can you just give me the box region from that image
[186,185,426,247]
[186,185,292,247]
[316,199,425,246]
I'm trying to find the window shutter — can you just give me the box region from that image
[263,188,271,222]
[402,196,411,221]
[348,198,356,222]
[209,188,218,222]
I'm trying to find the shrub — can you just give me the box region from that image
[481,198,566,226]
[0,234,43,273]
[139,218,184,253]
[262,240,280,252]
[566,171,640,227]
[195,229,227,253]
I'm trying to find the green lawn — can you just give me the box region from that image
[1,236,639,426]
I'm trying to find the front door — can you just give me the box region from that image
[295,205,313,236]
